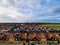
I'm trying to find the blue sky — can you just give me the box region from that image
[0,0,60,23]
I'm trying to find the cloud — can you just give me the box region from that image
[27,0,42,9]
[45,0,51,3]
[0,0,60,23]
[53,7,60,13]
[0,0,36,22]
[0,6,34,22]
[48,6,60,14]
[34,14,59,20]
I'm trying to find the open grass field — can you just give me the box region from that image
[40,23,60,30]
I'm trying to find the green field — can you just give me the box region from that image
[40,23,60,30]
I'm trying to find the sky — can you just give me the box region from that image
[0,0,60,23]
